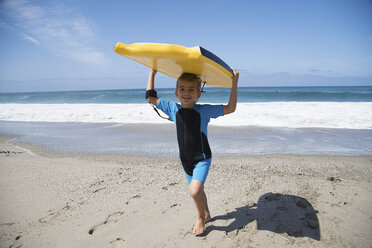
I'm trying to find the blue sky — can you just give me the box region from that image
[0,0,371,92]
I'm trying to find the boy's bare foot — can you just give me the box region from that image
[193,212,211,226]
[193,217,205,235]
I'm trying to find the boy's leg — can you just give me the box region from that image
[184,158,212,235]
[189,180,211,235]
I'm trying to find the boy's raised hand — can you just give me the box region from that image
[231,67,239,86]
[222,67,239,115]
[146,68,159,106]
[150,69,157,76]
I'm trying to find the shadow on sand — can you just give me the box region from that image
[204,192,320,240]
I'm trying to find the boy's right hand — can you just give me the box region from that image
[147,68,159,106]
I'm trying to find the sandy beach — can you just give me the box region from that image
[0,135,371,248]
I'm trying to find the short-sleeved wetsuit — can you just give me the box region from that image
[157,98,224,177]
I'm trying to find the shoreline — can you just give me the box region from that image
[1,121,371,157]
[1,134,372,159]
[0,135,371,247]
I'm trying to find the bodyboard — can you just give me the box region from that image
[114,42,233,88]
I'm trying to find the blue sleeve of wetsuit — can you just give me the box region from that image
[200,104,224,119]
[156,98,179,122]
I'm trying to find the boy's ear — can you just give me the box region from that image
[175,89,179,98]
[197,90,201,99]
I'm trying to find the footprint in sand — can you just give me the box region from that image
[162,182,179,190]
[110,237,125,248]
[39,202,71,223]
[125,194,141,205]
[9,234,23,248]
[89,211,124,235]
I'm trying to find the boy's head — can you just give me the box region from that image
[176,73,202,91]
[175,73,202,108]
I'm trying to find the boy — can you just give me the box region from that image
[146,68,239,235]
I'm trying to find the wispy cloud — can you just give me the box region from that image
[1,0,107,66]
[21,34,40,45]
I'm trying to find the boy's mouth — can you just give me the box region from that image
[181,96,192,100]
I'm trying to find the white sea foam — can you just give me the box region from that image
[0,102,371,129]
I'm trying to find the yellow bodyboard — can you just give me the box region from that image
[114,42,233,88]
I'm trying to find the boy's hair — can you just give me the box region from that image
[176,73,202,91]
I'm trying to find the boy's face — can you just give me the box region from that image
[175,80,201,108]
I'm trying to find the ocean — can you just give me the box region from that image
[1,86,372,104]
[0,86,371,156]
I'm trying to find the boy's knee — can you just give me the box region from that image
[189,182,203,198]
[189,188,199,198]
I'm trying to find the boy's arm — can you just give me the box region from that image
[146,69,159,106]
[223,67,239,115]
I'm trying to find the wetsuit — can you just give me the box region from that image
[157,98,223,183]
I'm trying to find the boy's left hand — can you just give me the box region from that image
[231,67,239,86]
